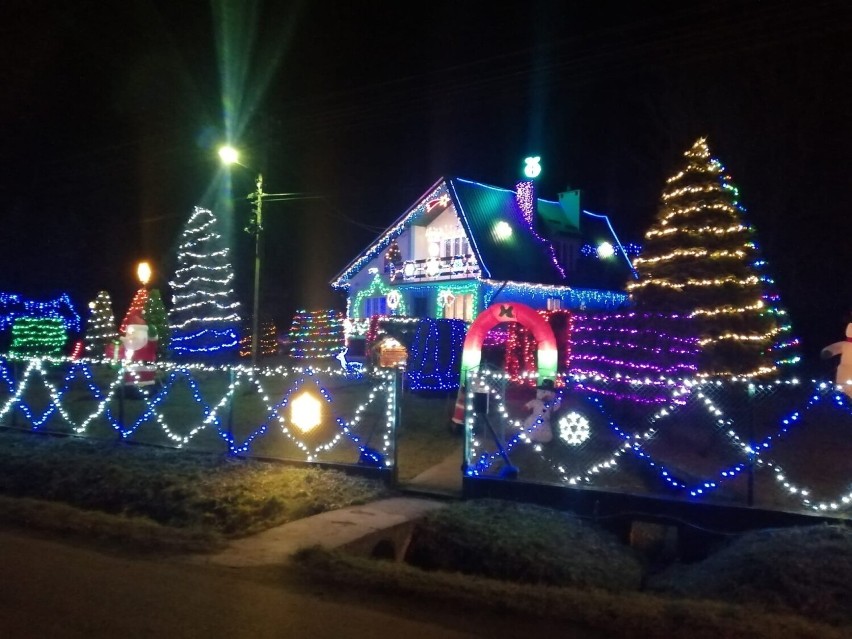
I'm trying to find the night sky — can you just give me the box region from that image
[1,0,850,371]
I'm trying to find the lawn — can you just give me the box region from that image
[0,427,390,550]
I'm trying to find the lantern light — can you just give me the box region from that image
[291,391,322,433]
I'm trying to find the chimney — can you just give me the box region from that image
[558,188,581,231]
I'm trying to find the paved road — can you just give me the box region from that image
[0,529,576,638]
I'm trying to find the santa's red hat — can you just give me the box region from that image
[126,310,146,327]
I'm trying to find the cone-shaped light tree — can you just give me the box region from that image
[168,207,241,359]
[84,290,118,357]
[239,316,278,359]
[120,288,148,335]
[143,288,170,358]
[627,138,799,377]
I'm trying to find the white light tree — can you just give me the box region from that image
[168,207,241,359]
[84,290,118,357]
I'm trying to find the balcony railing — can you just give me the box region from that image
[388,255,480,282]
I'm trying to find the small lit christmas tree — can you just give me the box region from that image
[239,317,278,359]
[384,240,402,273]
[84,291,118,358]
[168,207,241,359]
[120,288,148,334]
[628,138,799,377]
[10,316,67,357]
[120,261,154,335]
[143,288,170,358]
[288,310,345,359]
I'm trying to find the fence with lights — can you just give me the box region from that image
[0,355,398,476]
[462,368,852,518]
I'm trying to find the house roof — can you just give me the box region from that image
[448,178,566,285]
[330,176,636,290]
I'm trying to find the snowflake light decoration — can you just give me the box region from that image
[558,411,591,445]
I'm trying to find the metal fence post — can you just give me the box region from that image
[117,368,125,439]
[226,367,236,455]
[10,359,19,429]
[746,383,755,507]
[391,367,402,486]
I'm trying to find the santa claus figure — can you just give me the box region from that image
[821,322,852,399]
[106,309,158,387]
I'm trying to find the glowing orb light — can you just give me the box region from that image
[558,412,591,445]
[493,221,513,240]
[597,242,615,259]
[291,392,322,433]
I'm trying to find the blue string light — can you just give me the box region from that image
[463,369,852,511]
[406,318,466,391]
[0,356,396,466]
[0,292,81,333]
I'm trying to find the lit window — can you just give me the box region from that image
[547,298,562,311]
[443,293,474,322]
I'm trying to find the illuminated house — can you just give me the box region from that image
[330,177,636,349]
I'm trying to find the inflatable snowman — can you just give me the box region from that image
[106,309,158,387]
[522,379,561,443]
[821,322,852,399]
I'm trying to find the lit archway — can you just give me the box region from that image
[461,302,558,383]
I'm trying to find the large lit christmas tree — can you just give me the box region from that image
[84,290,118,358]
[168,207,241,359]
[627,138,798,377]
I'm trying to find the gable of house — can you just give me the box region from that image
[331,176,635,319]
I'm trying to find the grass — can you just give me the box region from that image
[291,547,848,639]
[647,524,852,626]
[405,499,643,590]
[291,499,852,637]
[0,427,390,547]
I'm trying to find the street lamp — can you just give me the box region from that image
[218,145,320,367]
[136,261,152,287]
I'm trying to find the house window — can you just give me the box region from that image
[443,293,474,322]
[441,236,469,258]
[364,296,388,318]
[547,298,562,311]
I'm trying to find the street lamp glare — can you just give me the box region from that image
[137,261,152,286]
[218,145,240,165]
